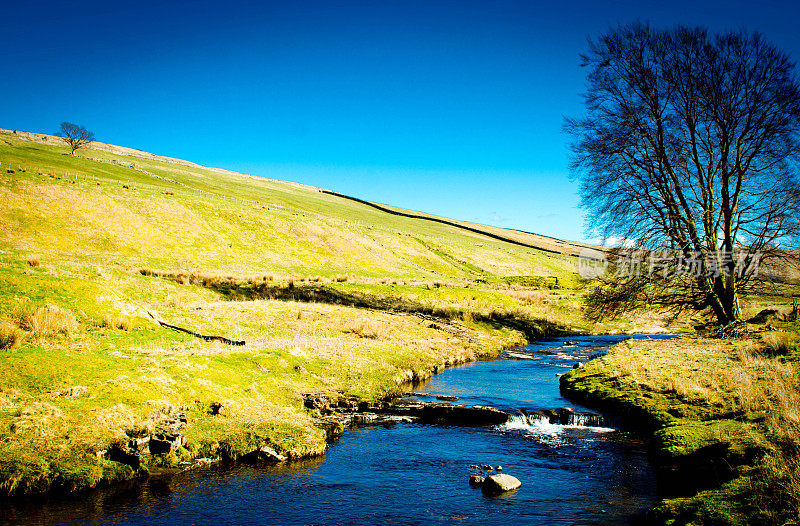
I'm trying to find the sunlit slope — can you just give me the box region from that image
[0,129,580,282]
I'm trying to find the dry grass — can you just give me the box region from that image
[760,449,800,524]
[732,343,799,422]
[101,315,132,331]
[0,321,22,350]
[344,319,384,339]
[24,305,77,339]
[731,344,800,522]
[503,289,550,307]
[761,331,791,355]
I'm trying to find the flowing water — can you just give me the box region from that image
[4,334,675,525]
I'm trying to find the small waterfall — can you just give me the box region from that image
[497,412,562,435]
[563,412,607,427]
[501,413,532,430]
[524,413,551,426]
[497,410,615,434]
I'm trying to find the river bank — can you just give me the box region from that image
[1,287,574,500]
[560,336,800,525]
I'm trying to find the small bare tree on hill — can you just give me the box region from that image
[566,23,800,325]
[57,122,95,155]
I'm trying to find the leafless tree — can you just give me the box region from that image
[57,122,95,155]
[566,23,800,324]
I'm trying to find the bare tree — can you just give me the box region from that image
[57,122,95,155]
[566,23,800,325]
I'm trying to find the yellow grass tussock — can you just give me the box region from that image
[24,305,77,339]
[101,314,132,331]
[0,321,23,350]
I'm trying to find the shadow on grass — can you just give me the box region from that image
[141,269,567,341]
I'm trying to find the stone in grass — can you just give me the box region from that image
[481,474,521,496]
[148,433,186,455]
[469,475,485,487]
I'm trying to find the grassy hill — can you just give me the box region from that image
[2,127,639,497]
[0,128,584,282]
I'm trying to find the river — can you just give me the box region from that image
[4,334,675,525]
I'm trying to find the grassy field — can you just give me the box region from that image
[5,128,666,497]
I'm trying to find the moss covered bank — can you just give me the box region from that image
[560,336,800,525]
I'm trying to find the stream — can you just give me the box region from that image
[4,334,675,525]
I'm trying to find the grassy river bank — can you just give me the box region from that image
[561,330,800,525]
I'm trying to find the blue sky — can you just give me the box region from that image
[3,1,799,242]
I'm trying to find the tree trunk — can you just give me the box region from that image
[709,276,741,324]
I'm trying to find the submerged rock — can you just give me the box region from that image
[469,475,485,487]
[435,395,460,401]
[481,474,521,495]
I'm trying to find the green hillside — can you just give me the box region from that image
[0,128,581,282]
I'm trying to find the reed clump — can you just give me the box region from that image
[23,305,77,340]
[0,321,23,350]
[101,315,132,331]
[761,331,791,356]
[344,319,383,339]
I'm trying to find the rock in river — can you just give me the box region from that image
[421,404,509,426]
[469,475,485,487]
[481,474,521,496]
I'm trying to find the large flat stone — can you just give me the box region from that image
[481,474,521,495]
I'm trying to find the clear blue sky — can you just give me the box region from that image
[3,1,799,242]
